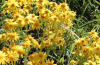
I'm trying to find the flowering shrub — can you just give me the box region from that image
[0,0,100,65]
[0,0,76,65]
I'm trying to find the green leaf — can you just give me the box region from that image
[83,0,86,5]
[0,5,6,12]
[82,4,89,16]
[1,0,5,5]
[0,15,8,26]
[79,19,100,28]
[88,0,93,6]
[60,57,65,63]
[95,0,100,5]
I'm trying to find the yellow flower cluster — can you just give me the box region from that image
[0,0,76,65]
[0,32,19,42]
[71,30,100,65]
[28,52,54,65]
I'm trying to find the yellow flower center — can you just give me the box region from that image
[45,10,49,14]
[39,0,43,3]
[39,54,43,58]
[8,55,14,59]
[0,56,4,60]
[11,3,15,7]
[18,19,22,23]
[18,50,23,54]
[61,3,65,8]
[2,34,6,39]
[10,34,15,38]
[38,5,43,9]
[48,63,53,65]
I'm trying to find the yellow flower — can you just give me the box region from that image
[16,17,25,27]
[29,53,37,61]
[37,4,44,12]
[88,30,98,36]
[24,5,32,10]
[7,50,19,63]
[27,0,34,4]
[37,52,47,60]
[29,52,46,61]
[68,11,76,19]
[16,0,27,6]
[27,14,36,21]
[6,0,18,7]
[84,60,96,65]
[24,35,34,42]
[2,47,8,53]
[46,59,54,65]
[82,46,93,56]
[24,17,30,24]
[39,13,46,22]
[49,2,57,8]
[9,42,17,51]
[0,51,6,64]
[88,30,99,40]
[27,61,33,65]
[16,45,25,58]
[55,36,65,46]
[4,19,17,30]
[32,39,40,49]
[6,32,19,41]
[43,40,52,47]
[0,34,6,41]
[34,43,41,49]
[12,12,22,20]
[37,60,46,65]
[50,15,58,23]
[31,21,41,30]
[36,0,49,5]
[48,33,55,42]
[70,60,77,65]
[22,41,31,48]
[5,0,19,12]
[59,3,69,11]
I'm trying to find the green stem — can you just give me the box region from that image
[14,61,16,65]
[67,44,75,65]
[65,28,80,39]
[40,21,47,51]
[57,45,65,63]
[11,61,13,65]
[24,48,28,65]
[37,30,39,38]
[79,19,100,28]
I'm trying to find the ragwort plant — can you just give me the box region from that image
[0,0,100,65]
[0,0,76,65]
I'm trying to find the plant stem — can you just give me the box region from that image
[40,21,47,51]
[65,27,80,39]
[24,48,28,65]
[67,44,75,65]
[11,61,13,65]
[14,61,16,65]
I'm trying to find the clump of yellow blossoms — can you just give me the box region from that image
[0,0,76,65]
[70,30,100,65]
[0,51,6,64]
